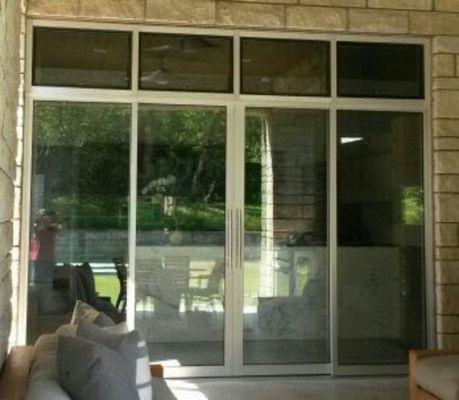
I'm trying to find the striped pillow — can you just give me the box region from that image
[136,338,152,400]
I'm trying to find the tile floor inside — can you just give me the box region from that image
[164,376,408,400]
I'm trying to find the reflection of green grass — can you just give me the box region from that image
[94,274,119,305]
[137,201,262,231]
[51,195,262,232]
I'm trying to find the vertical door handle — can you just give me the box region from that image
[237,209,244,269]
[226,209,232,269]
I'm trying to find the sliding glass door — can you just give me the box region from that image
[243,108,329,366]
[135,105,228,369]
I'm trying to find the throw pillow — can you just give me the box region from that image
[77,321,152,400]
[57,335,139,400]
[70,300,115,327]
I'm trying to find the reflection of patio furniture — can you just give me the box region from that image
[114,262,127,313]
[186,259,225,310]
[69,262,121,322]
[164,255,190,295]
[136,259,181,314]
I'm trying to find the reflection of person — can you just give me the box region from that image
[30,209,62,284]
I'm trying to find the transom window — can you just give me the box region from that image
[32,27,424,99]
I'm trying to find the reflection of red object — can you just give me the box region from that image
[36,227,57,262]
[29,235,40,261]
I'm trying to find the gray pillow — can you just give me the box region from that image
[70,300,115,327]
[77,321,138,380]
[57,335,139,400]
[77,321,152,400]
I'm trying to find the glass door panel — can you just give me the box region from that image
[136,105,227,367]
[27,101,130,343]
[243,108,330,365]
[337,111,425,365]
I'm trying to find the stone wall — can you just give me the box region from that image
[24,0,459,349]
[0,0,23,367]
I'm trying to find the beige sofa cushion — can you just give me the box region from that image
[414,355,459,400]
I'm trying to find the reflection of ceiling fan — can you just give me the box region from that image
[140,56,169,85]
[142,37,219,54]
[141,37,218,85]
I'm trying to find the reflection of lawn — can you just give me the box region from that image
[94,274,119,305]
[130,201,261,232]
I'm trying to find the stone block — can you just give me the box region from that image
[0,176,14,223]
[217,2,284,28]
[435,223,458,246]
[434,138,459,150]
[433,54,455,78]
[437,334,459,350]
[436,260,459,283]
[237,0,296,3]
[434,151,459,174]
[437,316,459,333]
[410,12,459,35]
[436,0,459,12]
[433,78,459,90]
[437,284,459,314]
[434,119,459,137]
[434,91,459,119]
[286,6,346,31]
[368,0,432,10]
[433,36,459,54]
[348,9,408,34]
[27,0,77,16]
[299,0,365,6]
[146,0,216,24]
[435,174,459,192]
[0,222,13,263]
[80,0,144,20]
[436,247,459,260]
[435,193,459,222]
[0,273,12,366]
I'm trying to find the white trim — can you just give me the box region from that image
[329,107,338,374]
[127,102,138,331]
[17,97,33,346]
[20,20,432,378]
[231,104,245,374]
[225,104,236,374]
[131,28,139,94]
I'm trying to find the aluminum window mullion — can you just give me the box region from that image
[329,107,338,375]
[131,28,139,94]
[231,104,245,374]
[127,102,138,331]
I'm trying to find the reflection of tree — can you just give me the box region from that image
[33,103,264,232]
[35,102,130,195]
[33,102,130,229]
[139,109,227,205]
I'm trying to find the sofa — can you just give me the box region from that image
[0,346,169,400]
[409,349,459,400]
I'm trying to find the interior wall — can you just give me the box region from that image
[0,0,23,367]
[23,0,459,350]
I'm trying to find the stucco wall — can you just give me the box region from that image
[0,0,23,367]
[25,0,459,349]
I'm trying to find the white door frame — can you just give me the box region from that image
[18,18,433,378]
